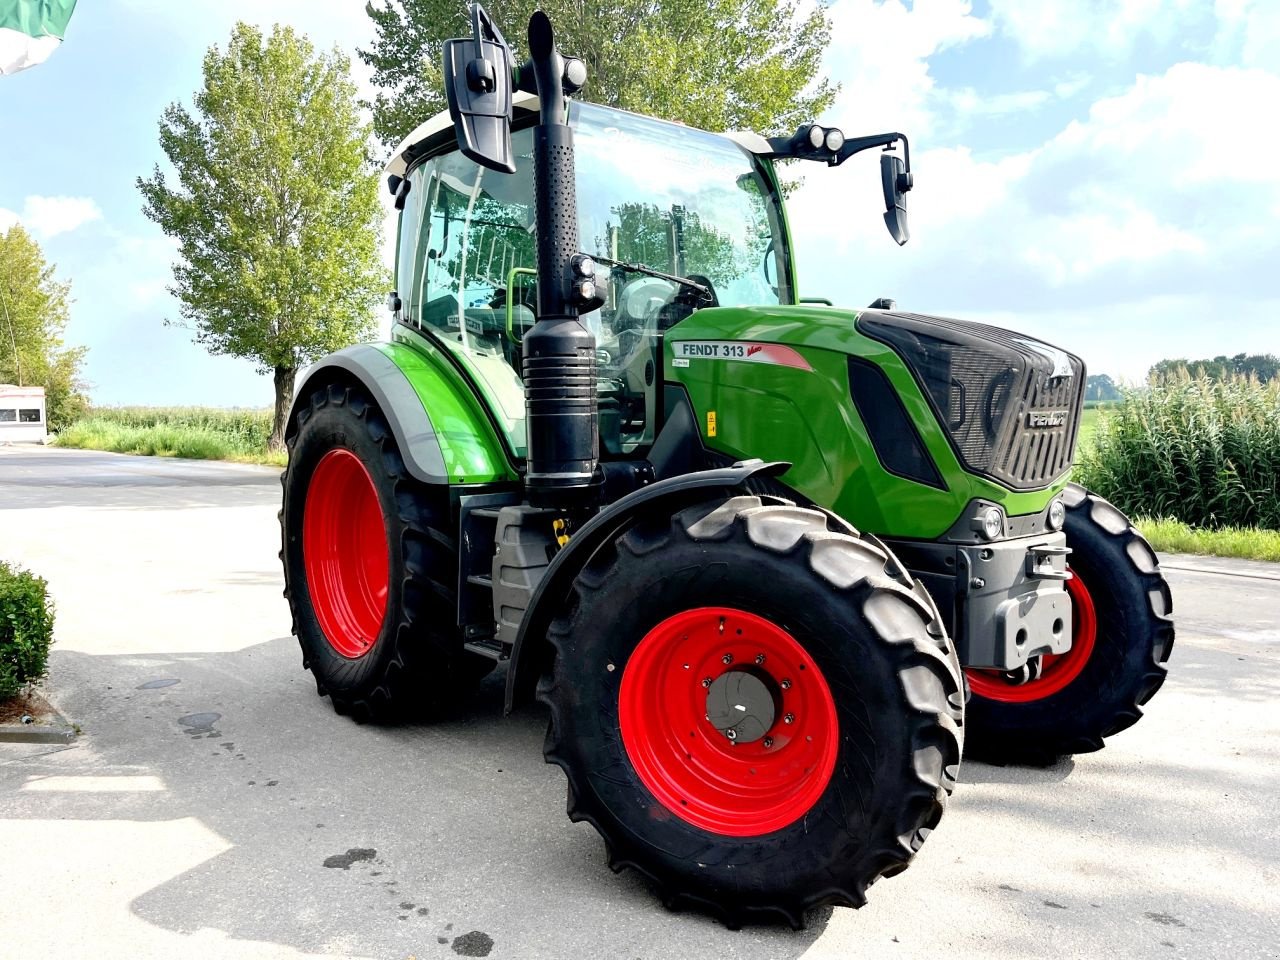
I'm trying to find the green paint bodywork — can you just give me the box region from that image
[665,305,1068,540]
[376,333,519,484]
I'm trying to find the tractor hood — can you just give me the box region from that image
[668,303,1087,494]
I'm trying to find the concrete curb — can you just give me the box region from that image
[0,695,78,744]
[1157,552,1280,582]
[0,722,76,744]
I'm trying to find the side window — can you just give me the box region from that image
[421,135,537,350]
[394,133,539,457]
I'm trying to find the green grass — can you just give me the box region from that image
[55,406,286,466]
[1077,407,1100,451]
[1136,517,1280,563]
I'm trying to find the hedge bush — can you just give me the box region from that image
[1075,373,1280,530]
[0,561,55,702]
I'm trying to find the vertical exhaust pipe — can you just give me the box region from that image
[521,11,598,506]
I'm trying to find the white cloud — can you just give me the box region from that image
[1214,0,1280,67]
[941,87,1052,117]
[988,0,1202,61]
[0,195,103,239]
[818,0,991,138]
[789,59,1280,379]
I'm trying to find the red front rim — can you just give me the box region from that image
[302,449,390,659]
[966,568,1098,703]
[618,607,839,837]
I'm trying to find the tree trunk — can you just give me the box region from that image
[269,365,296,454]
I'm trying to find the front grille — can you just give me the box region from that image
[857,312,1086,490]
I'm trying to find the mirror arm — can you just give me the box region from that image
[765,130,911,179]
[831,132,910,172]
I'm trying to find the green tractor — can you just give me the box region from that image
[280,5,1174,926]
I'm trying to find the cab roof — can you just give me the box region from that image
[384,92,773,178]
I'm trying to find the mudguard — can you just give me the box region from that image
[504,458,790,713]
[289,342,516,486]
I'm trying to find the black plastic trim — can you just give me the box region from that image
[847,355,947,490]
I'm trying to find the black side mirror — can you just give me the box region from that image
[393,176,412,211]
[881,151,912,246]
[443,3,515,174]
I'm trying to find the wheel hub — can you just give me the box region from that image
[705,670,778,744]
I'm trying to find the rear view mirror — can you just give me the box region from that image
[443,4,515,174]
[881,152,912,246]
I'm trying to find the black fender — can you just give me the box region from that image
[287,344,448,485]
[504,458,790,713]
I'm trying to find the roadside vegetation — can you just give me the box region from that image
[55,406,284,466]
[1076,373,1280,562]
[0,560,54,704]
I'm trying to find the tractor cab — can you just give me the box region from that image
[387,95,796,460]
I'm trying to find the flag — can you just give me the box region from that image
[0,0,78,76]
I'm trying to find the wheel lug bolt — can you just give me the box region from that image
[763,736,773,748]
[755,654,766,665]
[722,653,733,665]
[781,678,792,690]
[701,677,713,688]
[784,713,794,724]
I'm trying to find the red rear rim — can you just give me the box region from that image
[618,607,839,837]
[966,568,1098,703]
[302,449,389,659]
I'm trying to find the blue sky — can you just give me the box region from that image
[2,0,1277,406]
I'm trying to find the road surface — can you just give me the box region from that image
[1,446,1277,959]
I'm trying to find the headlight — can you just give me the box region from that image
[807,124,826,149]
[971,506,1003,540]
[1047,498,1066,531]
[824,127,845,152]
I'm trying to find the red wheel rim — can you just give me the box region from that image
[966,568,1098,703]
[302,449,389,659]
[618,607,839,837]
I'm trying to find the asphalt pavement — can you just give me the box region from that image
[1,446,1277,960]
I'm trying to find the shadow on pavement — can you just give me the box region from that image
[4,638,833,959]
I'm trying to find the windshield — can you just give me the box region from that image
[571,101,792,308]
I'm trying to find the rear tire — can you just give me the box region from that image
[280,382,492,723]
[964,484,1175,762]
[539,495,964,927]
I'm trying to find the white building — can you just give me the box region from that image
[0,385,48,443]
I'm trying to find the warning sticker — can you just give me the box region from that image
[671,340,812,371]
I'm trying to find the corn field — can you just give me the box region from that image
[1075,374,1280,530]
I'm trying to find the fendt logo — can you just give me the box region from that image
[1027,410,1069,428]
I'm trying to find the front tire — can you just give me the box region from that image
[280,382,491,723]
[539,495,964,927]
[964,484,1175,762]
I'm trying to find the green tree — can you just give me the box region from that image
[138,23,386,451]
[360,0,836,150]
[0,224,89,431]
[1085,373,1121,403]
[1149,354,1279,385]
